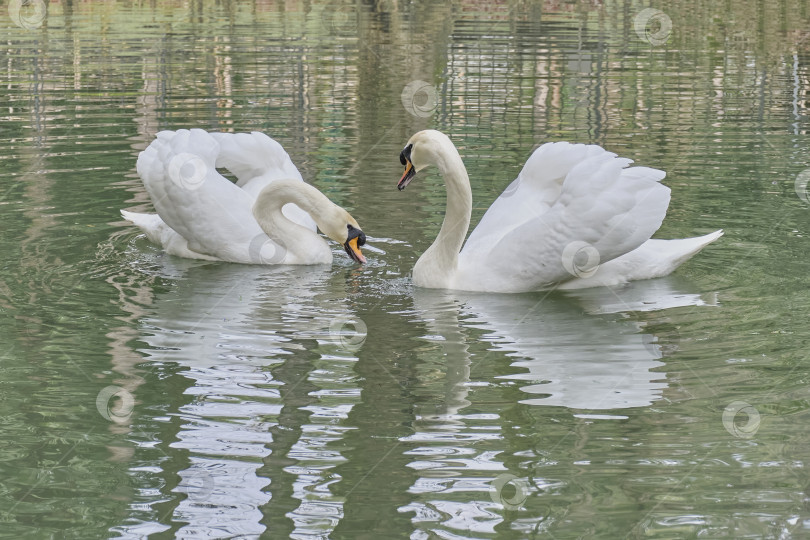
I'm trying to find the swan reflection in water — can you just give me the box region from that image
[410,276,718,418]
[400,276,718,535]
[114,240,717,537]
[115,251,366,538]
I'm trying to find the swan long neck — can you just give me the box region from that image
[420,139,472,279]
[252,180,330,256]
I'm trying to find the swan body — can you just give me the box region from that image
[123,129,365,265]
[397,130,722,293]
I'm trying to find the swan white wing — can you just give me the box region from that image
[210,131,316,231]
[464,142,618,251]
[136,129,268,262]
[210,131,303,191]
[458,147,671,292]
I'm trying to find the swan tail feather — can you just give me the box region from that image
[558,229,724,290]
[120,209,166,244]
[640,229,724,272]
[120,209,218,261]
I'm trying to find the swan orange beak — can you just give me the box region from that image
[398,143,416,190]
[343,225,367,264]
[398,161,415,191]
[344,237,366,264]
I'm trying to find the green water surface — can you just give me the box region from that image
[2,1,810,538]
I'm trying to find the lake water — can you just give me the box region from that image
[3,1,810,538]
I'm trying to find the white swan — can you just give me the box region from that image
[122,129,366,265]
[397,130,722,293]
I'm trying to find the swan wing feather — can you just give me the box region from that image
[210,131,316,230]
[459,144,671,291]
[464,142,613,251]
[136,129,267,262]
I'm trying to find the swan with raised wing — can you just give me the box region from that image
[122,129,366,265]
[397,129,721,293]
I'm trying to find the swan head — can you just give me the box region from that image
[397,130,455,191]
[342,222,367,264]
[319,210,367,264]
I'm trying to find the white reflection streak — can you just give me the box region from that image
[415,288,675,413]
[400,277,715,532]
[119,260,360,538]
[400,290,513,534]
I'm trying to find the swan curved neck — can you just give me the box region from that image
[435,149,472,254]
[415,139,472,286]
[252,180,331,263]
